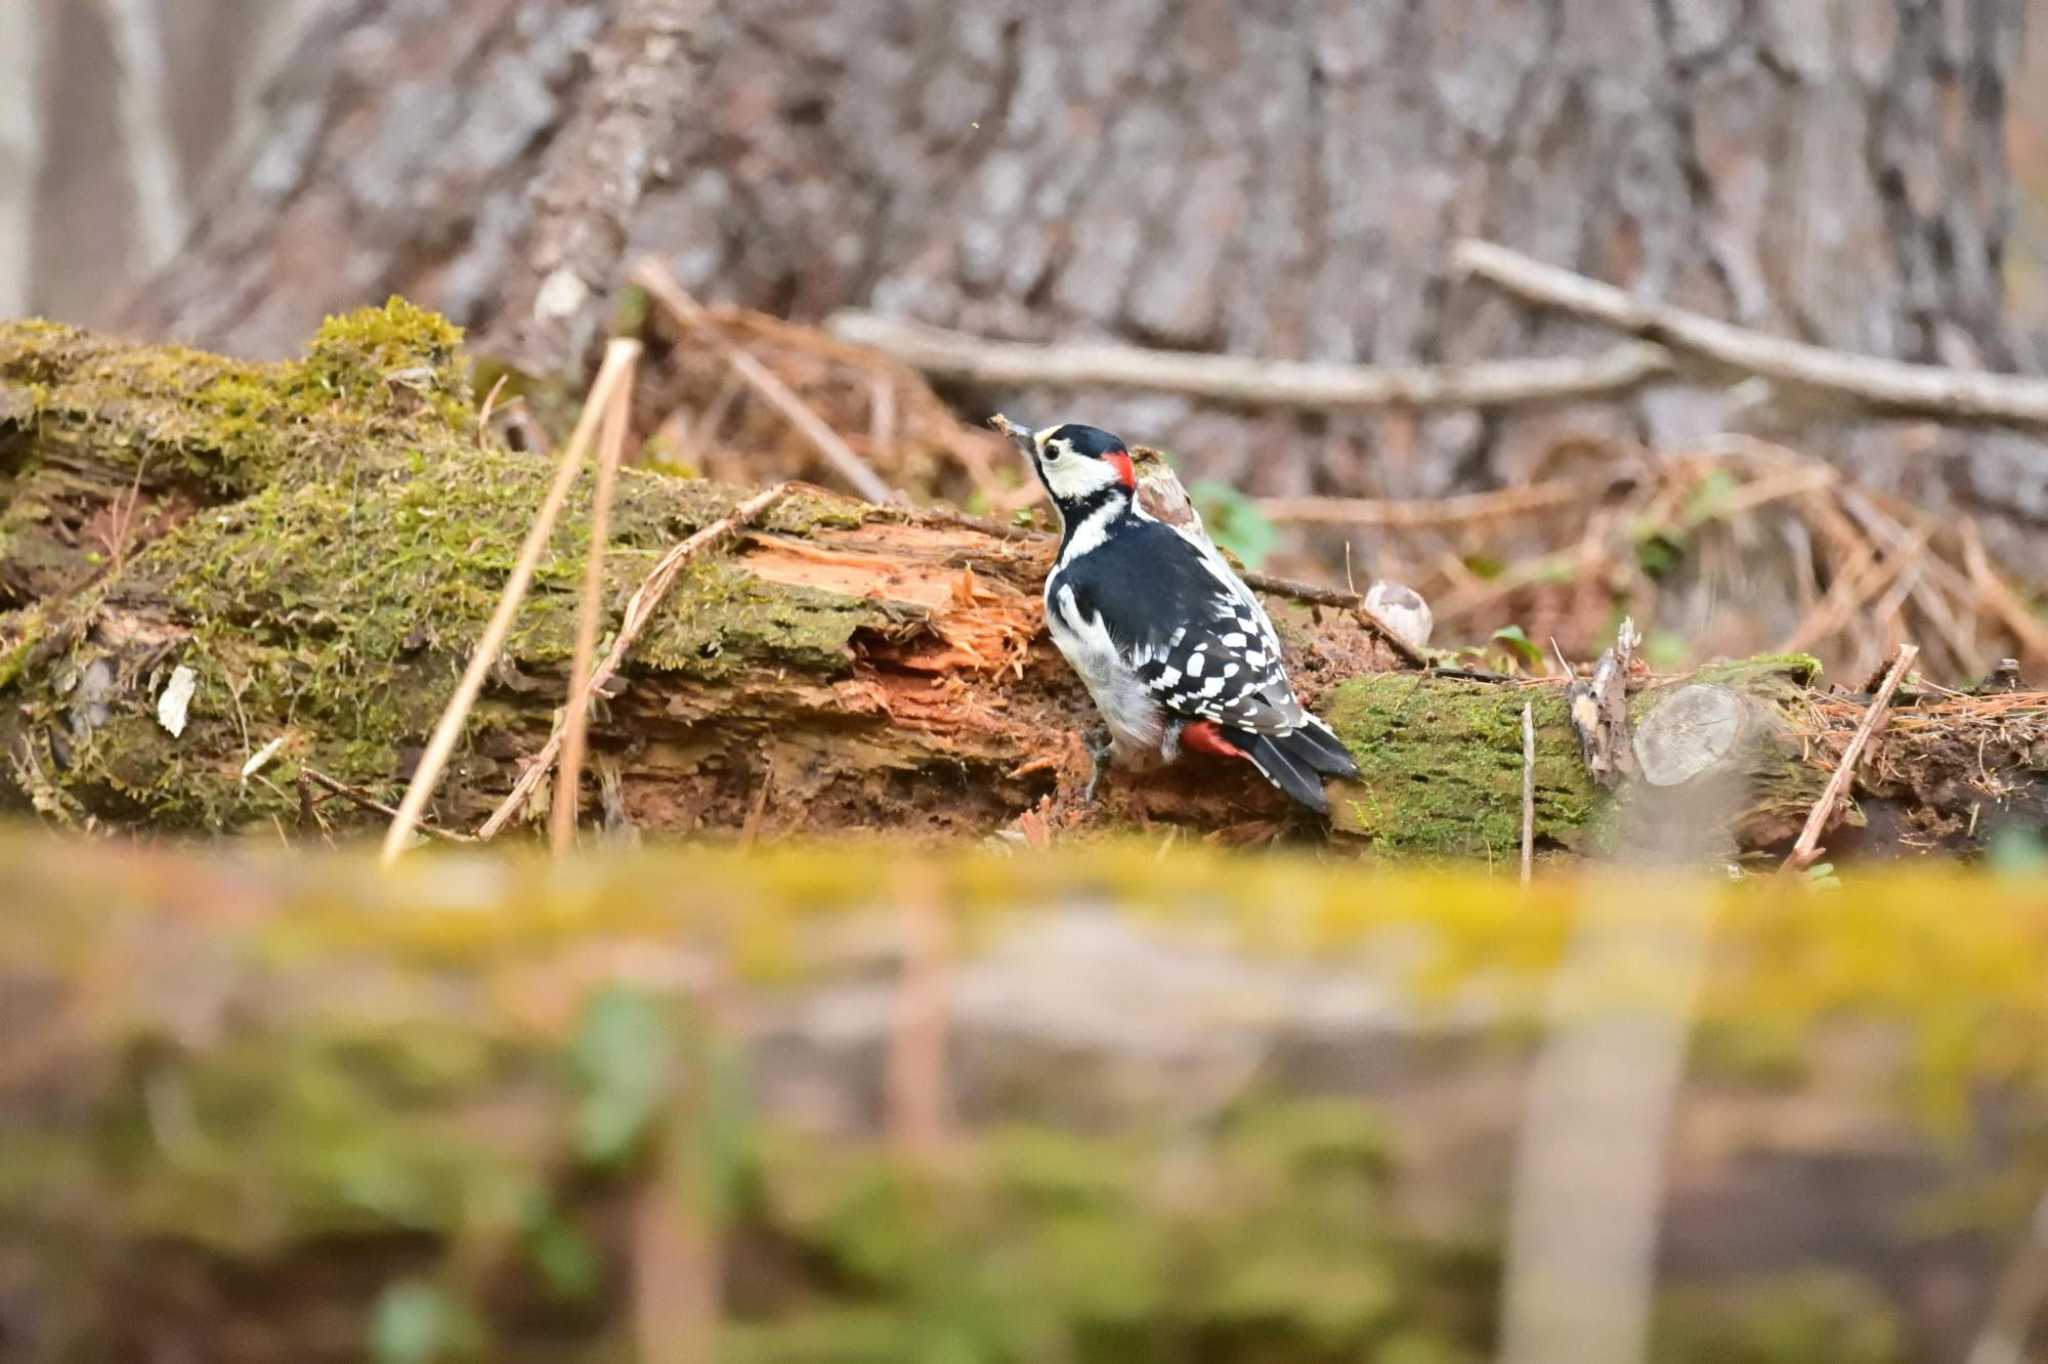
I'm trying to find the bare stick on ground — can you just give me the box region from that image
[830,310,1672,412]
[552,340,640,856]
[632,259,895,504]
[379,341,642,867]
[1783,644,1919,874]
[301,769,475,843]
[476,483,796,841]
[1454,240,2048,428]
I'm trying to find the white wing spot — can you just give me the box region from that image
[1223,662,1240,678]
[1201,675,1226,698]
[1186,651,1205,677]
[1221,632,1246,648]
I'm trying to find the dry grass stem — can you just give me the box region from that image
[551,339,640,855]
[379,341,641,867]
[476,482,795,840]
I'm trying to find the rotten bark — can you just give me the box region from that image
[4,317,2047,860]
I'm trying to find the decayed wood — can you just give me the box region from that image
[1454,241,2048,430]
[475,481,795,842]
[830,310,1672,412]
[1564,620,1638,789]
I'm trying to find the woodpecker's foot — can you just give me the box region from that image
[1080,728,1115,805]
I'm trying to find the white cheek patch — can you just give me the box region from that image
[1042,453,1121,501]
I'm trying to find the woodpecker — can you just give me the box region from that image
[995,415,1360,815]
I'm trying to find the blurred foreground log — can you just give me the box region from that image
[0,840,2045,1362]
[5,312,2048,860]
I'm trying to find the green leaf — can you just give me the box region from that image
[571,986,674,1168]
[522,1192,603,1302]
[1187,480,1278,570]
[368,1281,482,1364]
[1488,625,1542,670]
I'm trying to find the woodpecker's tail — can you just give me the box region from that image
[1224,716,1359,815]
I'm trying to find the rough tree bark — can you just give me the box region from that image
[120,0,2047,560]
[5,312,2047,859]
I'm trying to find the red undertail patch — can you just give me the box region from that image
[1182,720,1249,761]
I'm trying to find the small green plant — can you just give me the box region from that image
[1488,625,1543,672]
[1187,479,1278,568]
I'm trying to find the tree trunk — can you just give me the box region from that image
[5,313,2046,859]
[119,0,2048,562]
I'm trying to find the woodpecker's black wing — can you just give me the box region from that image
[1057,518,1359,810]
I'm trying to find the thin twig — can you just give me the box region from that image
[828,309,1672,411]
[476,483,795,840]
[476,372,511,446]
[1520,702,1535,886]
[301,768,475,843]
[379,341,642,867]
[1782,644,1918,874]
[1455,239,2048,428]
[1962,520,2048,668]
[1261,477,1619,527]
[551,340,639,855]
[1237,569,1432,669]
[632,258,895,503]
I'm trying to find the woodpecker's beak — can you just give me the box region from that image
[988,413,1041,460]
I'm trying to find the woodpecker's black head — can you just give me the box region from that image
[995,417,1137,515]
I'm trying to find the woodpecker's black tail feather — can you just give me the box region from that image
[1290,715,1361,779]
[1225,720,1359,815]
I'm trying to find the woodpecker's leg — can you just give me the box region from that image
[1081,727,1115,805]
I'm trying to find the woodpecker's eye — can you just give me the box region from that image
[1041,423,1127,462]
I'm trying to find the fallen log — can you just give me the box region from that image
[0,839,2044,1361]
[3,310,2047,860]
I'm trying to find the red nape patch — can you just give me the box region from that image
[1181,720,1249,761]
[1106,451,1136,490]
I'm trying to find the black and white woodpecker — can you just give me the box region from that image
[994,415,1360,815]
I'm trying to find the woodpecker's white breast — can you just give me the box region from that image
[1045,579,1166,765]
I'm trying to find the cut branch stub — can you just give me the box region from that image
[1632,684,1748,788]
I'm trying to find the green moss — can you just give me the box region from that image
[740,1104,1476,1364]
[296,296,473,428]
[1654,1272,1903,1364]
[1321,676,1598,858]
[1693,652,1823,689]
[0,304,899,830]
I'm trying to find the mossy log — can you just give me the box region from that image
[1,839,2045,1361]
[3,309,2047,858]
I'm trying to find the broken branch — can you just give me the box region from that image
[1454,240,2048,429]
[633,259,895,504]
[1782,644,1919,874]
[829,310,1672,411]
